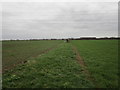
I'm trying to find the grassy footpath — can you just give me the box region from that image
[71,40,118,88]
[3,43,94,88]
[2,40,62,70]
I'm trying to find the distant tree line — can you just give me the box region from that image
[2,37,120,41]
[27,37,119,40]
[67,37,120,40]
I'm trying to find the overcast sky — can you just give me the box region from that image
[2,2,118,40]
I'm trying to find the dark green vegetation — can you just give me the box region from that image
[3,43,94,88]
[0,41,2,89]
[2,40,62,70]
[2,40,118,88]
[71,40,118,88]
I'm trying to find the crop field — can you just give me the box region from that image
[2,40,62,71]
[2,40,119,88]
[71,40,118,88]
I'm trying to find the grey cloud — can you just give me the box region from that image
[2,2,118,40]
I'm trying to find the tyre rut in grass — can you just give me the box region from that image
[72,45,98,87]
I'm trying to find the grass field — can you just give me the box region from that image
[71,40,118,88]
[3,43,94,88]
[2,40,119,88]
[2,40,62,71]
[0,41,2,89]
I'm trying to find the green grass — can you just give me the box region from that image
[3,43,94,88]
[0,41,2,89]
[71,40,118,88]
[2,40,119,88]
[2,40,62,70]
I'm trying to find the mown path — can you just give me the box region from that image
[3,43,94,88]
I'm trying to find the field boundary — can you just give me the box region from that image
[72,45,98,87]
[3,43,62,73]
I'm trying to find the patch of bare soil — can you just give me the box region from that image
[72,46,98,87]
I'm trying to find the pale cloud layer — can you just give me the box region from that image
[1,0,119,2]
[2,2,118,40]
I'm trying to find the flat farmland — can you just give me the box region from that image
[71,40,119,88]
[2,40,119,88]
[2,40,62,71]
[3,43,94,88]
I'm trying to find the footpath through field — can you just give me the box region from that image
[3,43,94,88]
[71,40,118,88]
[72,45,98,87]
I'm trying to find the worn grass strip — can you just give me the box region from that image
[71,40,118,88]
[3,43,94,88]
[72,45,98,87]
